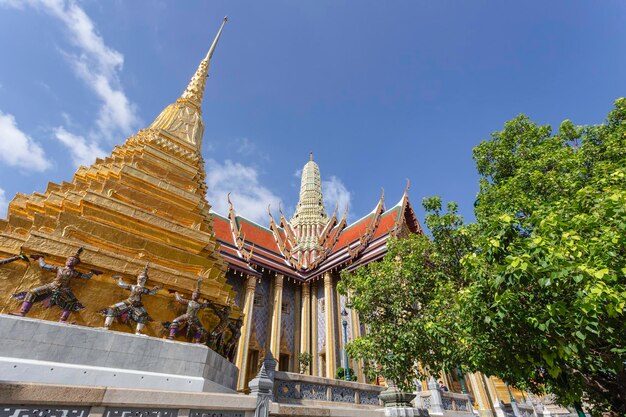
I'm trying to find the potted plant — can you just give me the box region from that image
[297,352,312,374]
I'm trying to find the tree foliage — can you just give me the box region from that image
[465,99,626,413]
[339,98,626,415]
[338,198,472,391]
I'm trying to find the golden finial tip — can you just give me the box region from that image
[309,152,313,161]
[223,16,228,22]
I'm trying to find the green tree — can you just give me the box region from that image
[338,197,473,391]
[339,98,626,415]
[465,99,626,414]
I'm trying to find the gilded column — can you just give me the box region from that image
[468,372,495,417]
[311,281,319,376]
[441,371,454,392]
[300,281,311,372]
[324,271,337,379]
[484,374,506,417]
[235,274,256,391]
[269,273,284,366]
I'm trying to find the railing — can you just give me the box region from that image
[0,382,255,417]
[273,371,385,407]
[516,403,536,417]
[440,392,473,412]
[415,389,473,416]
[0,381,388,417]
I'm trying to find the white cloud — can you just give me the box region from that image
[205,159,282,225]
[323,176,351,215]
[0,187,7,218]
[54,126,106,167]
[1,0,140,141]
[234,137,255,155]
[0,111,50,171]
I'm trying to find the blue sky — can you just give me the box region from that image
[0,1,625,227]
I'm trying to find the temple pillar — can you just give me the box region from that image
[324,271,337,379]
[468,372,495,417]
[300,282,311,372]
[293,284,302,372]
[235,274,257,391]
[311,281,319,376]
[269,273,284,366]
[484,374,506,417]
[441,370,454,392]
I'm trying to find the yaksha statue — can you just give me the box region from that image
[163,278,211,343]
[11,247,101,322]
[224,317,243,362]
[0,253,29,266]
[102,263,161,334]
[206,300,233,353]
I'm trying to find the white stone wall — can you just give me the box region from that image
[0,314,238,392]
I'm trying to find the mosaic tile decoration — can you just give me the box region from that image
[189,410,244,417]
[1,407,90,417]
[275,380,298,400]
[300,383,327,401]
[316,285,326,353]
[252,275,271,348]
[332,387,355,403]
[456,398,469,411]
[359,391,382,406]
[225,273,246,309]
[104,408,178,417]
[281,281,296,353]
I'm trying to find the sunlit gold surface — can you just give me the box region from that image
[0,18,235,338]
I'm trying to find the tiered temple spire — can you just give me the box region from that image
[289,154,329,268]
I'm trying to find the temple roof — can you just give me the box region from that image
[210,182,422,281]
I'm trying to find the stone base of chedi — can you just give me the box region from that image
[0,314,238,393]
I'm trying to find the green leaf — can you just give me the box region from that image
[594,268,609,279]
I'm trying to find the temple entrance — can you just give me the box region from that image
[279,353,290,371]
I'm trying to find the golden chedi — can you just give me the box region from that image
[0,18,236,337]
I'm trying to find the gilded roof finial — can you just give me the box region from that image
[206,17,228,61]
[309,152,313,161]
[180,16,228,109]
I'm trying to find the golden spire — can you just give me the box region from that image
[150,17,228,148]
[180,16,228,109]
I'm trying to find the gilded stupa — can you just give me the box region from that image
[0,17,235,335]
